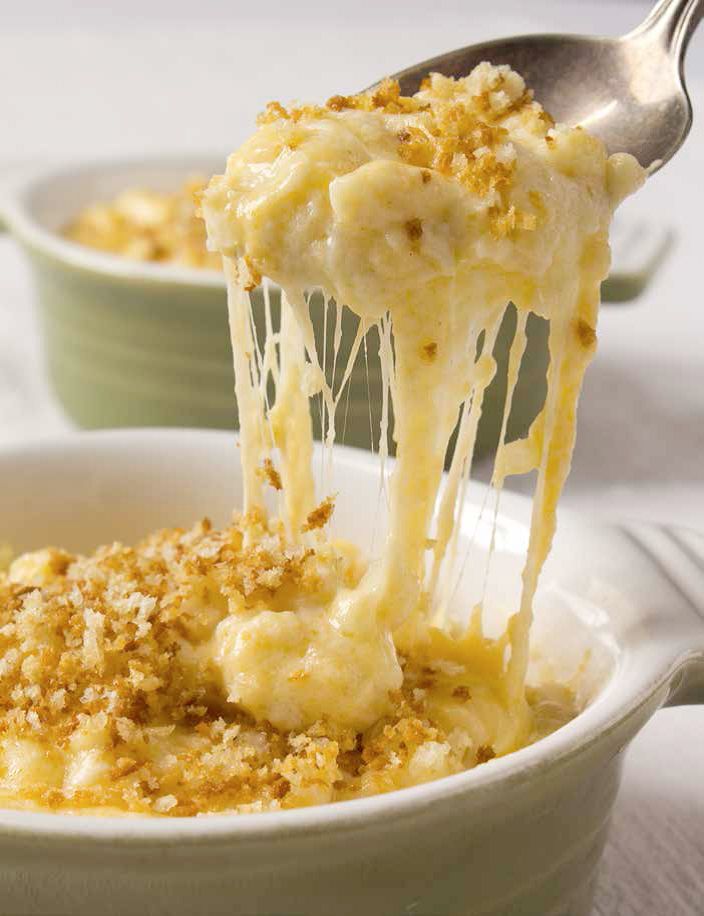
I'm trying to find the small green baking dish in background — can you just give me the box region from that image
[0,157,667,456]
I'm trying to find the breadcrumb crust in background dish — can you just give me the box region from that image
[64,177,220,270]
[0,517,568,816]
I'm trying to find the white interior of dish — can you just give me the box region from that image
[0,429,618,717]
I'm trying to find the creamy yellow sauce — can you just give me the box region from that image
[0,64,644,816]
[201,66,644,742]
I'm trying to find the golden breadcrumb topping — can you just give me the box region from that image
[64,177,219,270]
[258,458,283,491]
[0,517,530,816]
[255,68,552,235]
[302,496,336,532]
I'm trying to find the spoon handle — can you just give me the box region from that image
[631,0,703,58]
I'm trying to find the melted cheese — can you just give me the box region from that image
[202,64,644,744]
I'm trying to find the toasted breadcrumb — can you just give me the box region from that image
[64,178,220,270]
[476,745,496,764]
[258,458,283,491]
[302,496,335,532]
[575,318,597,350]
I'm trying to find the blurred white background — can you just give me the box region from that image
[1,2,703,914]
[5,0,703,162]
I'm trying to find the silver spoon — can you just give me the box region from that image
[385,0,702,172]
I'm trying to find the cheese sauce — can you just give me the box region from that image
[201,66,644,746]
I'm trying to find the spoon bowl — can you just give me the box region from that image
[385,0,702,171]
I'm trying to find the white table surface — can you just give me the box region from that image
[1,1,703,912]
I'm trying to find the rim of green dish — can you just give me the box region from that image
[2,156,231,290]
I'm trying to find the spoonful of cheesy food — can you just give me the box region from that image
[201,64,643,739]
